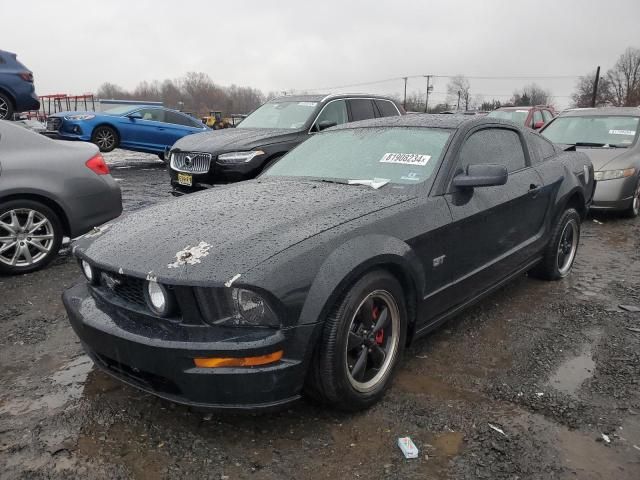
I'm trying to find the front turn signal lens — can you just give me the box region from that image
[194,350,283,368]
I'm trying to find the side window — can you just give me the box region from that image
[166,111,198,127]
[530,133,556,163]
[137,108,165,122]
[542,110,553,123]
[375,100,399,117]
[348,99,376,121]
[532,110,543,127]
[458,128,527,173]
[314,100,348,129]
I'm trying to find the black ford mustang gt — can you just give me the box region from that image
[63,115,594,412]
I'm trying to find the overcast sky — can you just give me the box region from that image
[2,0,639,108]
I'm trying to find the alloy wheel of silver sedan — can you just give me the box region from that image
[631,179,640,217]
[0,208,55,268]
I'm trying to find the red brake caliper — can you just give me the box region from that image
[372,306,384,345]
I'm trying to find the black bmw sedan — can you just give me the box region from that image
[63,115,594,411]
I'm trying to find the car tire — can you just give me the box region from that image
[305,270,407,411]
[91,125,119,152]
[0,199,63,275]
[529,208,581,281]
[0,92,14,120]
[622,177,640,218]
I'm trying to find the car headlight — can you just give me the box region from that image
[217,150,264,164]
[594,168,636,181]
[144,280,176,317]
[80,259,99,285]
[227,288,279,327]
[65,114,95,121]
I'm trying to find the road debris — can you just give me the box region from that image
[619,304,640,313]
[397,437,419,459]
[488,423,508,438]
[626,327,640,333]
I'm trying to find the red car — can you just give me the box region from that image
[487,106,555,130]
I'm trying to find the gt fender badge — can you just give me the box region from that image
[433,255,446,267]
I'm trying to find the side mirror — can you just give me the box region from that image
[453,164,508,189]
[127,112,143,120]
[315,120,337,132]
[533,121,544,129]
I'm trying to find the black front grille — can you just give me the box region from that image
[46,117,61,131]
[100,272,146,306]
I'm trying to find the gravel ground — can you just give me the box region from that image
[1,149,639,479]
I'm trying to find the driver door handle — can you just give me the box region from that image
[529,183,541,198]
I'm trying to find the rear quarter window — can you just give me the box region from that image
[348,99,376,121]
[528,132,556,164]
[375,100,400,117]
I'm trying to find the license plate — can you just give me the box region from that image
[178,173,192,186]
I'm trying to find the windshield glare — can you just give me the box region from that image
[103,105,142,115]
[542,115,639,147]
[264,127,451,186]
[238,101,318,129]
[487,109,529,125]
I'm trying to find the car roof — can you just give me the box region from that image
[267,93,398,104]
[559,107,640,117]
[330,113,516,131]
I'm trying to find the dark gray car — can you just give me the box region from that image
[0,120,122,274]
[541,107,640,217]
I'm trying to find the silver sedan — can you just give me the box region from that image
[541,107,640,217]
[0,120,122,274]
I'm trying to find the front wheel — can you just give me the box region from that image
[0,200,63,275]
[305,270,407,411]
[91,126,119,152]
[622,177,640,218]
[530,208,581,280]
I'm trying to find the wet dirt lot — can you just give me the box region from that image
[1,150,639,479]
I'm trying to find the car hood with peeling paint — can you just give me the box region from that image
[73,178,415,285]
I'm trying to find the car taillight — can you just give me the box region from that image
[85,154,110,175]
[18,72,34,82]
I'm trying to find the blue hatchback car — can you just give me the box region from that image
[0,50,40,120]
[47,105,209,157]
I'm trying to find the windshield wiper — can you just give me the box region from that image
[573,142,627,148]
[311,178,390,189]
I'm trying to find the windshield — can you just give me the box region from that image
[264,127,452,186]
[237,101,318,129]
[487,109,529,125]
[103,105,142,115]
[542,115,639,147]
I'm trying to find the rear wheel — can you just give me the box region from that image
[0,200,63,275]
[305,270,407,411]
[91,126,119,152]
[530,208,580,280]
[622,177,640,218]
[0,93,14,120]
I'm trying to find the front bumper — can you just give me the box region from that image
[169,157,265,193]
[591,175,636,211]
[62,282,315,411]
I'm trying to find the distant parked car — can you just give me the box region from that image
[487,106,555,130]
[0,50,40,120]
[541,107,640,217]
[47,105,209,158]
[63,114,593,411]
[0,121,122,274]
[167,93,404,193]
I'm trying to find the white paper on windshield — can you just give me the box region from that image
[516,110,529,113]
[380,152,431,166]
[348,178,390,189]
[609,129,636,136]
[298,102,317,107]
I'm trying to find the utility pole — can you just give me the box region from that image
[457,90,461,110]
[403,77,408,110]
[591,65,600,108]
[423,75,432,113]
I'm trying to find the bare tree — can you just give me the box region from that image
[606,47,640,106]
[571,71,613,107]
[446,75,471,110]
[96,82,130,99]
[511,83,552,106]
